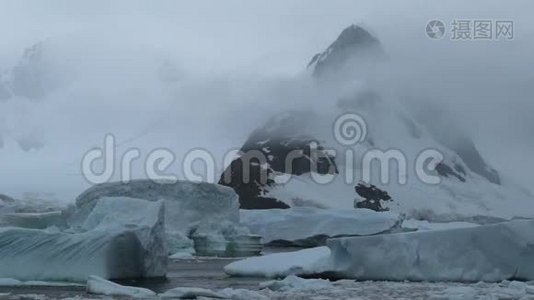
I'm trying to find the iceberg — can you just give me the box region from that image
[159,286,268,300]
[75,180,240,227]
[224,246,330,278]
[327,219,534,282]
[0,197,167,281]
[74,180,241,254]
[240,207,402,246]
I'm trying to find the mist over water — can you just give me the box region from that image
[0,0,532,202]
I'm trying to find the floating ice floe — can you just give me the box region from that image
[86,275,156,298]
[159,287,225,299]
[160,286,268,300]
[224,246,331,278]
[260,275,334,292]
[240,207,402,246]
[169,248,195,260]
[327,219,534,282]
[0,278,83,287]
[0,197,167,281]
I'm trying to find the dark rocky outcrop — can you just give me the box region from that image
[449,137,500,184]
[435,162,467,183]
[219,153,288,209]
[219,113,338,209]
[354,182,393,212]
[413,104,501,185]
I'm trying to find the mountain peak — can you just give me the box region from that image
[308,24,385,78]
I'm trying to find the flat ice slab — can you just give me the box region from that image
[401,219,479,231]
[327,219,534,282]
[87,275,156,298]
[224,246,330,278]
[240,207,401,246]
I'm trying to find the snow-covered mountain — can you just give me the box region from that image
[307,24,386,79]
[220,25,533,221]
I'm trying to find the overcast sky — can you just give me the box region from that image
[0,1,532,201]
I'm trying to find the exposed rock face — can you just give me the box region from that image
[219,154,287,209]
[219,112,338,209]
[354,182,393,212]
[308,24,386,78]
[435,162,466,183]
[444,137,500,184]
[415,105,501,185]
